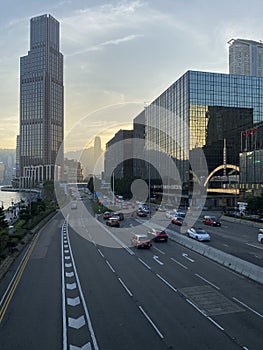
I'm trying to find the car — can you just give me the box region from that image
[148,228,168,242]
[171,216,185,226]
[136,210,147,217]
[166,211,177,219]
[157,206,166,212]
[139,203,150,213]
[112,212,124,220]
[131,234,152,248]
[203,215,221,226]
[103,211,112,220]
[258,228,263,243]
[173,209,186,217]
[106,217,120,227]
[187,227,211,241]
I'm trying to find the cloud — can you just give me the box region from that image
[67,33,143,57]
[61,1,166,53]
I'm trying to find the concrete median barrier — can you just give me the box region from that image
[167,227,263,285]
[136,218,263,285]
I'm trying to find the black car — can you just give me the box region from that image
[103,211,112,220]
[113,212,124,221]
[136,210,147,217]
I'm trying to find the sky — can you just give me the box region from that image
[1,0,263,151]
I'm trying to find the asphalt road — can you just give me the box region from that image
[0,202,262,350]
[160,211,263,267]
[0,211,64,350]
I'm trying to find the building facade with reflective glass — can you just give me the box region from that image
[228,38,263,77]
[144,70,263,198]
[19,14,64,185]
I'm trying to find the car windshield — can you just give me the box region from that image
[210,216,217,220]
[138,236,148,241]
[196,230,207,234]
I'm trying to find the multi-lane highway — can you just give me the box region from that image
[0,201,262,349]
[164,211,263,267]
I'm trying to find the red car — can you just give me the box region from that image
[148,228,168,242]
[106,217,120,227]
[171,216,185,226]
[203,216,221,227]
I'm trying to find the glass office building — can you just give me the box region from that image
[144,70,263,198]
[228,38,263,77]
[19,14,64,185]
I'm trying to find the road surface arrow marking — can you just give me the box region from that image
[66,271,74,278]
[153,255,164,265]
[66,282,77,290]
[65,263,72,268]
[64,255,71,260]
[67,296,80,306]
[69,342,92,350]
[68,315,86,329]
[182,253,195,262]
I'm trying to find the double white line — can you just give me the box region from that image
[61,220,99,350]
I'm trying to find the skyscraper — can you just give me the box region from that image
[140,70,263,206]
[228,38,263,77]
[19,14,64,186]
[93,136,102,167]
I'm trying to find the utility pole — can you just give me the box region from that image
[112,170,115,206]
[223,138,227,177]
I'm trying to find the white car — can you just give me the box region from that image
[258,229,263,243]
[166,211,177,219]
[187,227,211,242]
[173,209,186,217]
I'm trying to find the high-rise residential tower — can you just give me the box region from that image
[228,38,263,77]
[19,14,64,187]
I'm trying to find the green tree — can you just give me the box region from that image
[114,176,139,199]
[0,207,8,230]
[43,180,56,201]
[19,206,31,221]
[247,195,263,215]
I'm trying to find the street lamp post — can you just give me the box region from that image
[112,170,115,206]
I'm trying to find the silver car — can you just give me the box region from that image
[187,227,211,242]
